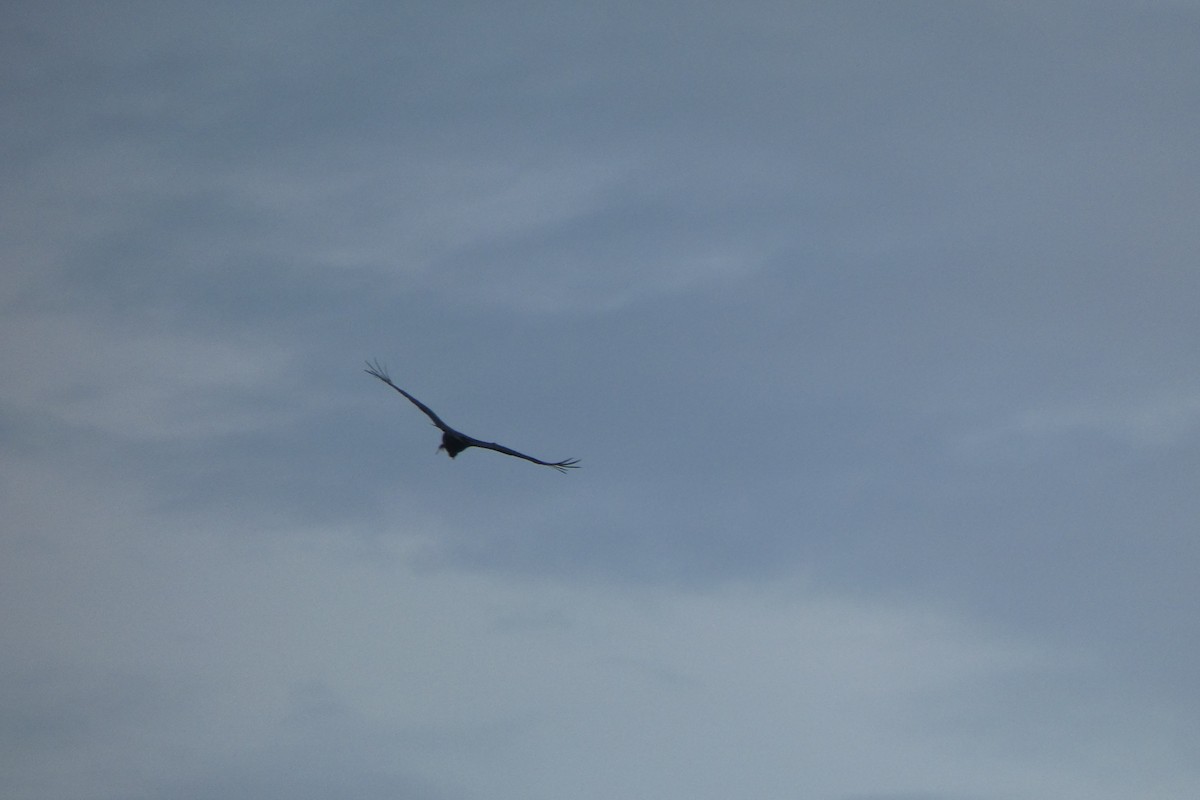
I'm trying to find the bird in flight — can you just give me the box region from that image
[365,360,580,473]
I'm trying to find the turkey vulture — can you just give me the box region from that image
[365,360,580,472]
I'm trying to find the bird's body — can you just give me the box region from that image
[438,429,472,459]
[365,361,579,472]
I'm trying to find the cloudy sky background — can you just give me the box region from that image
[3,2,1199,798]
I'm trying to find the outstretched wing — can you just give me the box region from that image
[459,435,581,473]
[364,360,452,432]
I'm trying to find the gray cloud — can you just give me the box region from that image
[3,2,1198,799]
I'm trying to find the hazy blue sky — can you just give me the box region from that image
[3,3,1199,799]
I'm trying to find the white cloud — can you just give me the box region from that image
[957,388,1200,456]
[0,471,1099,800]
[0,310,299,441]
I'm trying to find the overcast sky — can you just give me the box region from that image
[3,2,1200,799]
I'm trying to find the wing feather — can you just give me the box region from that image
[460,435,581,473]
[364,360,452,432]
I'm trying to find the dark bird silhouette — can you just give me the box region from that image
[365,360,580,473]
